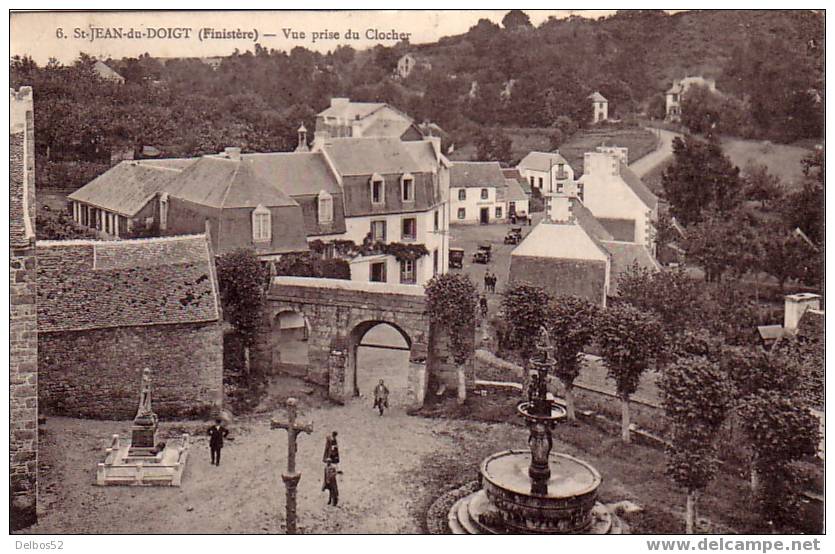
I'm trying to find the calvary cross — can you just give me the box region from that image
[271,397,314,534]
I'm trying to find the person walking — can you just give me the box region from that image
[323,431,340,464]
[322,461,343,506]
[483,271,490,292]
[491,273,499,293]
[207,418,229,466]
[479,294,488,319]
[373,379,390,416]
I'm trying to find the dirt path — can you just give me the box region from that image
[28,400,466,534]
[629,128,680,178]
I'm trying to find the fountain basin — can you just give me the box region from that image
[479,450,602,533]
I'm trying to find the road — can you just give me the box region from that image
[628,128,681,178]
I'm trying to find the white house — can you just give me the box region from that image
[589,91,609,124]
[517,151,575,195]
[577,151,659,253]
[396,53,431,79]
[666,76,717,121]
[314,98,424,145]
[450,162,512,224]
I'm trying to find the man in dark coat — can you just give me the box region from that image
[207,418,229,466]
[373,379,390,416]
[322,461,343,506]
[323,431,340,464]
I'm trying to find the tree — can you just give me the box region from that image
[743,164,783,209]
[501,10,533,30]
[662,136,742,225]
[425,274,477,366]
[759,224,820,292]
[682,211,748,283]
[782,149,824,247]
[499,282,554,362]
[548,296,597,421]
[474,127,512,163]
[216,249,268,373]
[596,303,662,443]
[661,356,732,533]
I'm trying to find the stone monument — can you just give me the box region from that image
[128,368,159,457]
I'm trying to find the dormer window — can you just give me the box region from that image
[252,204,271,242]
[370,173,385,205]
[318,190,333,224]
[401,173,415,203]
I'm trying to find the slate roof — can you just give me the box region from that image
[589,91,608,102]
[36,234,221,333]
[502,178,529,202]
[450,161,507,188]
[322,137,437,176]
[167,156,299,209]
[512,222,609,262]
[502,168,531,194]
[518,151,572,173]
[319,101,386,120]
[243,152,341,196]
[571,198,614,243]
[68,161,184,216]
[598,217,637,242]
[362,118,415,138]
[619,162,658,210]
[602,240,661,295]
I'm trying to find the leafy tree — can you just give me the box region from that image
[501,10,533,30]
[36,208,101,240]
[683,211,751,283]
[425,273,477,366]
[662,136,742,225]
[548,296,597,421]
[215,249,268,371]
[646,93,667,120]
[743,163,783,209]
[474,127,512,162]
[596,303,662,443]
[499,282,554,362]
[759,224,820,292]
[782,149,824,247]
[661,356,733,533]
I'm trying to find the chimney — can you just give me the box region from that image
[549,195,572,223]
[784,293,821,332]
[224,147,241,161]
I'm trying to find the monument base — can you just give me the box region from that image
[96,433,190,487]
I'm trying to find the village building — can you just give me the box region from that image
[517,151,575,195]
[93,60,125,83]
[589,91,609,123]
[396,53,432,79]
[68,132,450,286]
[36,233,224,420]
[665,76,717,121]
[11,86,38,530]
[577,151,658,253]
[757,293,823,348]
[313,98,425,145]
[449,161,527,224]
[501,167,532,196]
[509,220,611,306]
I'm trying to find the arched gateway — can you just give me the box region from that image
[255,276,456,408]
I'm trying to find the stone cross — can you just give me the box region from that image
[270,397,313,534]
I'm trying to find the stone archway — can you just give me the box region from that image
[346,320,413,404]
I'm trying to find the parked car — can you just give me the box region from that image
[449,247,465,269]
[504,227,523,245]
[473,243,492,264]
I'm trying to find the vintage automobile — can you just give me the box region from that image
[448,247,465,269]
[504,227,523,245]
[472,243,492,264]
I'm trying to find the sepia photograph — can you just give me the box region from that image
[8,5,826,543]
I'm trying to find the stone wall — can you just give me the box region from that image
[11,86,38,530]
[39,321,223,420]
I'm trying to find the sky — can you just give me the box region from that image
[10,10,623,65]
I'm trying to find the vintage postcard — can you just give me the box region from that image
[9,7,825,544]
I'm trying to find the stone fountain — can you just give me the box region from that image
[447,327,620,534]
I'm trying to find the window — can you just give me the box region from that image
[458,189,466,201]
[401,174,414,202]
[402,217,417,241]
[509,201,516,216]
[370,173,385,204]
[370,220,386,242]
[457,208,466,220]
[252,204,271,242]
[434,210,439,231]
[433,249,439,276]
[495,206,503,219]
[481,188,489,200]
[318,190,333,224]
[400,259,416,284]
[557,183,564,193]
[529,176,535,188]
[370,261,387,283]
[538,177,543,188]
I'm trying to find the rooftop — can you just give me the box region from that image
[602,240,661,294]
[518,151,572,173]
[322,137,438,176]
[619,162,658,210]
[450,161,507,188]
[512,222,609,262]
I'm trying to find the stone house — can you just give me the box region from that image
[517,151,576,196]
[396,53,432,79]
[666,76,717,121]
[36,234,224,420]
[313,98,425,145]
[10,86,38,529]
[589,91,609,123]
[577,151,658,253]
[450,161,512,224]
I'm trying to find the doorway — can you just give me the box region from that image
[349,322,411,406]
[480,207,489,225]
